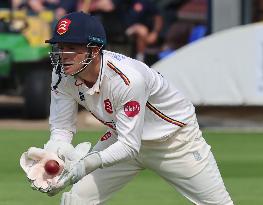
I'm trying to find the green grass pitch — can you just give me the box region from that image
[0,129,262,205]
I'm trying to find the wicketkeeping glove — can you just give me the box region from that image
[20,147,65,192]
[47,151,102,196]
[20,142,93,194]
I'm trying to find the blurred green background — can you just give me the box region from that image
[0,130,262,205]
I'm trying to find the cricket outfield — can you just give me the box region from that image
[0,130,262,205]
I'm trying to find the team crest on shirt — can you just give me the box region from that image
[104,99,113,114]
[124,101,140,117]
[100,131,112,141]
[57,19,71,35]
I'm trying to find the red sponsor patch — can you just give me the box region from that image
[124,101,140,117]
[104,99,113,114]
[100,131,112,141]
[57,19,71,35]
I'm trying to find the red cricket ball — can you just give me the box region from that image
[44,160,60,175]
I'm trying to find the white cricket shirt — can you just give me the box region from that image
[49,50,195,166]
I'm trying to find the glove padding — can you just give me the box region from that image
[20,142,92,193]
[20,147,65,192]
[47,152,102,196]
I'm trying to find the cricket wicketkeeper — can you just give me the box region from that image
[20,11,234,205]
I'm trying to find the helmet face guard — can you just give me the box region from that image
[49,43,103,76]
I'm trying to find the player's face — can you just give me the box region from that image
[57,43,91,76]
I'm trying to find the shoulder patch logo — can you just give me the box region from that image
[100,131,112,141]
[57,19,71,35]
[124,101,140,117]
[104,99,113,114]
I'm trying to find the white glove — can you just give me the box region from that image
[20,147,65,192]
[20,142,92,194]
[44,140,75,157]
[47,152,102,196]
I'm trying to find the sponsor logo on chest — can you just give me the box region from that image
[124,101,140,117]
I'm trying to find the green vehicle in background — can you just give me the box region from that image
[0,8,54,118]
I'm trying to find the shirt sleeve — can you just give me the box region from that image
[99,72,148,166]
[49,70,78,142]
